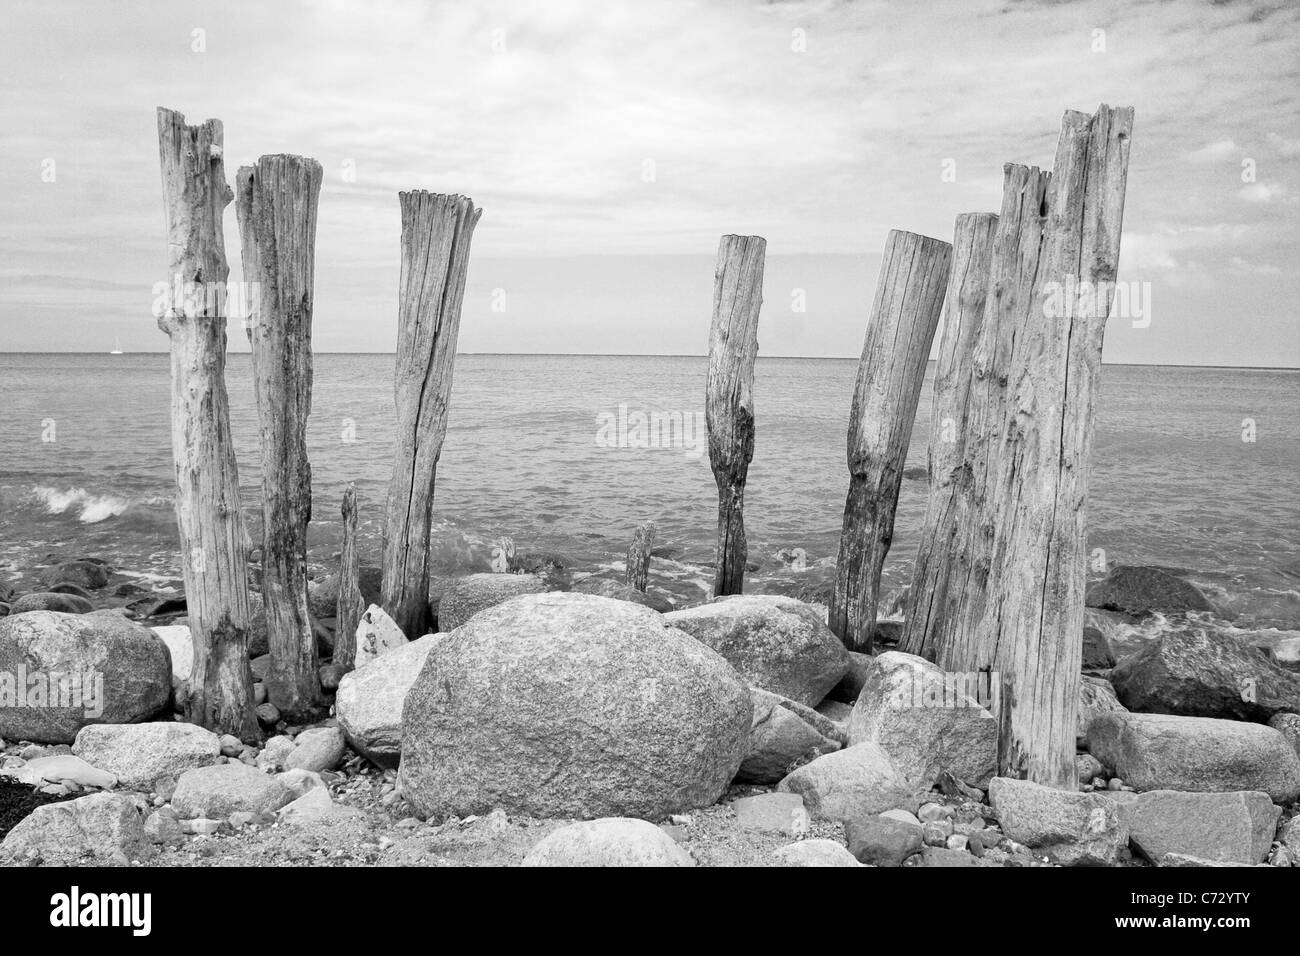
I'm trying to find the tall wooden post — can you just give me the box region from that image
[335,483,363,672]
[899,213,998,660]
[974,106,1134,787]
[235,154,324,720]
[381,191,482,638]
[829,230,951,652]
[706,235,765,596]
[625,521,656,593]
[155,107,258,740]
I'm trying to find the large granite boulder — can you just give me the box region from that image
[1087,712,1300,803]
[776,743,911,824]
[399,592,752,820]
[0,610,171,743]
[335,634,439,766]
[1109,627,1300,721]
[72,722,221,790]
[436,573,549,632]
[845,651,998,789]
[1128,790,1280,865]
[0,791,152,865]
[521,818,694,867]
[989,776,1128,866]
[1085,565,1215,619]
[663,595,849,706]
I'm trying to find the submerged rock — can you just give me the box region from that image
[39,559,110,590]
[399,592,752,820]
[9,592,94,614]
[1085,565,1215,619]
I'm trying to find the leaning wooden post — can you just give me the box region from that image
[381,192,482,638]
[334,483,363,672]
[625,521,656,592]
[155,108,258,740]
[977,105,1134,787]
[829,230,952,652]
[236,154,325,719]
[706,235,765,596]
[899,213,998,660]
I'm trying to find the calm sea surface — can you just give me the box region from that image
[1,354,1298,628]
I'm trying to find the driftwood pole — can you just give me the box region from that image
[974,106,1134,787]
[706,235,765,597]
[829,230,952,652]
[155,107,258,740]
[381,191,482,638]
[236,154,325,720]
[335,483,363,672]
[625,521,656,592]
[899,213,998,660]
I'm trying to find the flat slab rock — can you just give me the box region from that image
[1128,790,1280,865]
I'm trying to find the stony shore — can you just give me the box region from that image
[1,556,1298,867]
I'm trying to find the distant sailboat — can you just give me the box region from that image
[109,336,124,355]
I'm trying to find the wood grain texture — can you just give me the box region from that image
[899,212,999,660]
[706,235,765,596]
[829,230,952,652]
[236,153,325,720]
[155,107,258,740]
[625,521,656,593]
[381,191,482,638]
[335,482,363,672]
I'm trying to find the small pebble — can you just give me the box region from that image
[1107,778,1124,791]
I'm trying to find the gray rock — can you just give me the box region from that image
[522,818,695,867]
[919,846,999,867]
[12,753,117,789]
[1269,712,1300,758]
[1085,565,1216,618]
[335,634,440,766]
[0,610,170,743]
[307,565,382,619]
[845,651,998,789]
[664,595,849,706]
[1,792,153,864]
[1128,790,1280,865]
[436,573,548,632]
[144,807,184,845]
[989,776,1128,866]
[277,786,362,826]
[772,839,862,867]
[571,577,673,613]
[1087,712,1300,803]
[150,624,193,692]
[1077,753,1105,784]
[1110,627,1300,721]
[39,559,109,590]
[353,603,407,667]
[845,814,924,866]
[9,592,93,614]
[827,651,873,704]
[738,687,841,784]
[1082,626,1116,670]
[284,726,345,773]
[1078,675,1127,747]
[72,722,221,790]
[777,742,911,824]
[255,735,296,772]
[730,792,810,836]
[1161,852,1253,867]
[171,762,292,819]
[399,592,752,820]
[275,767,327,800]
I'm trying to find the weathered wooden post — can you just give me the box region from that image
[625,521,656,592]
[381,191,482,638]
[974,106,1134,787]
[829,230,952,652]
[706,235,765,596]
[155,107,258,739]
[899,213,998,660]
[334,483,363,672]
[235,154,325,720]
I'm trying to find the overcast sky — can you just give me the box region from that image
[1,0,1296,365]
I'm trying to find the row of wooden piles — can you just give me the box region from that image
[155,103,1133,791]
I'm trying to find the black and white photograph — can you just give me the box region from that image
[0,0,1297,916]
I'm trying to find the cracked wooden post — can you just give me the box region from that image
[155,107,258,740]
[236,153,325,721]
[829,230,952,652]
[974,105,1134,787]
[625,521,656,592]
[334,482,363,672]
[706,235,765,597]
[899,212,999,661]
[381,192,482,638]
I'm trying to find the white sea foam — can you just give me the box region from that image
[32,485,131,524]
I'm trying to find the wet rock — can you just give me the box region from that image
[777,742,911,824]
[1128,789,1279,865]
[664,594,850,707]
[39,560,109,590]
[72,723,221,790]
[990,776,1127,866]
[307,565,382,620]
[400,593,752,820]
[436,573,549,632]
[1082,626,1116,670]
[1085,565,1215,619]
[1087,712,1300,803]
[335,634,440,766]
[522,818,695,867]
[9,592,94,614]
